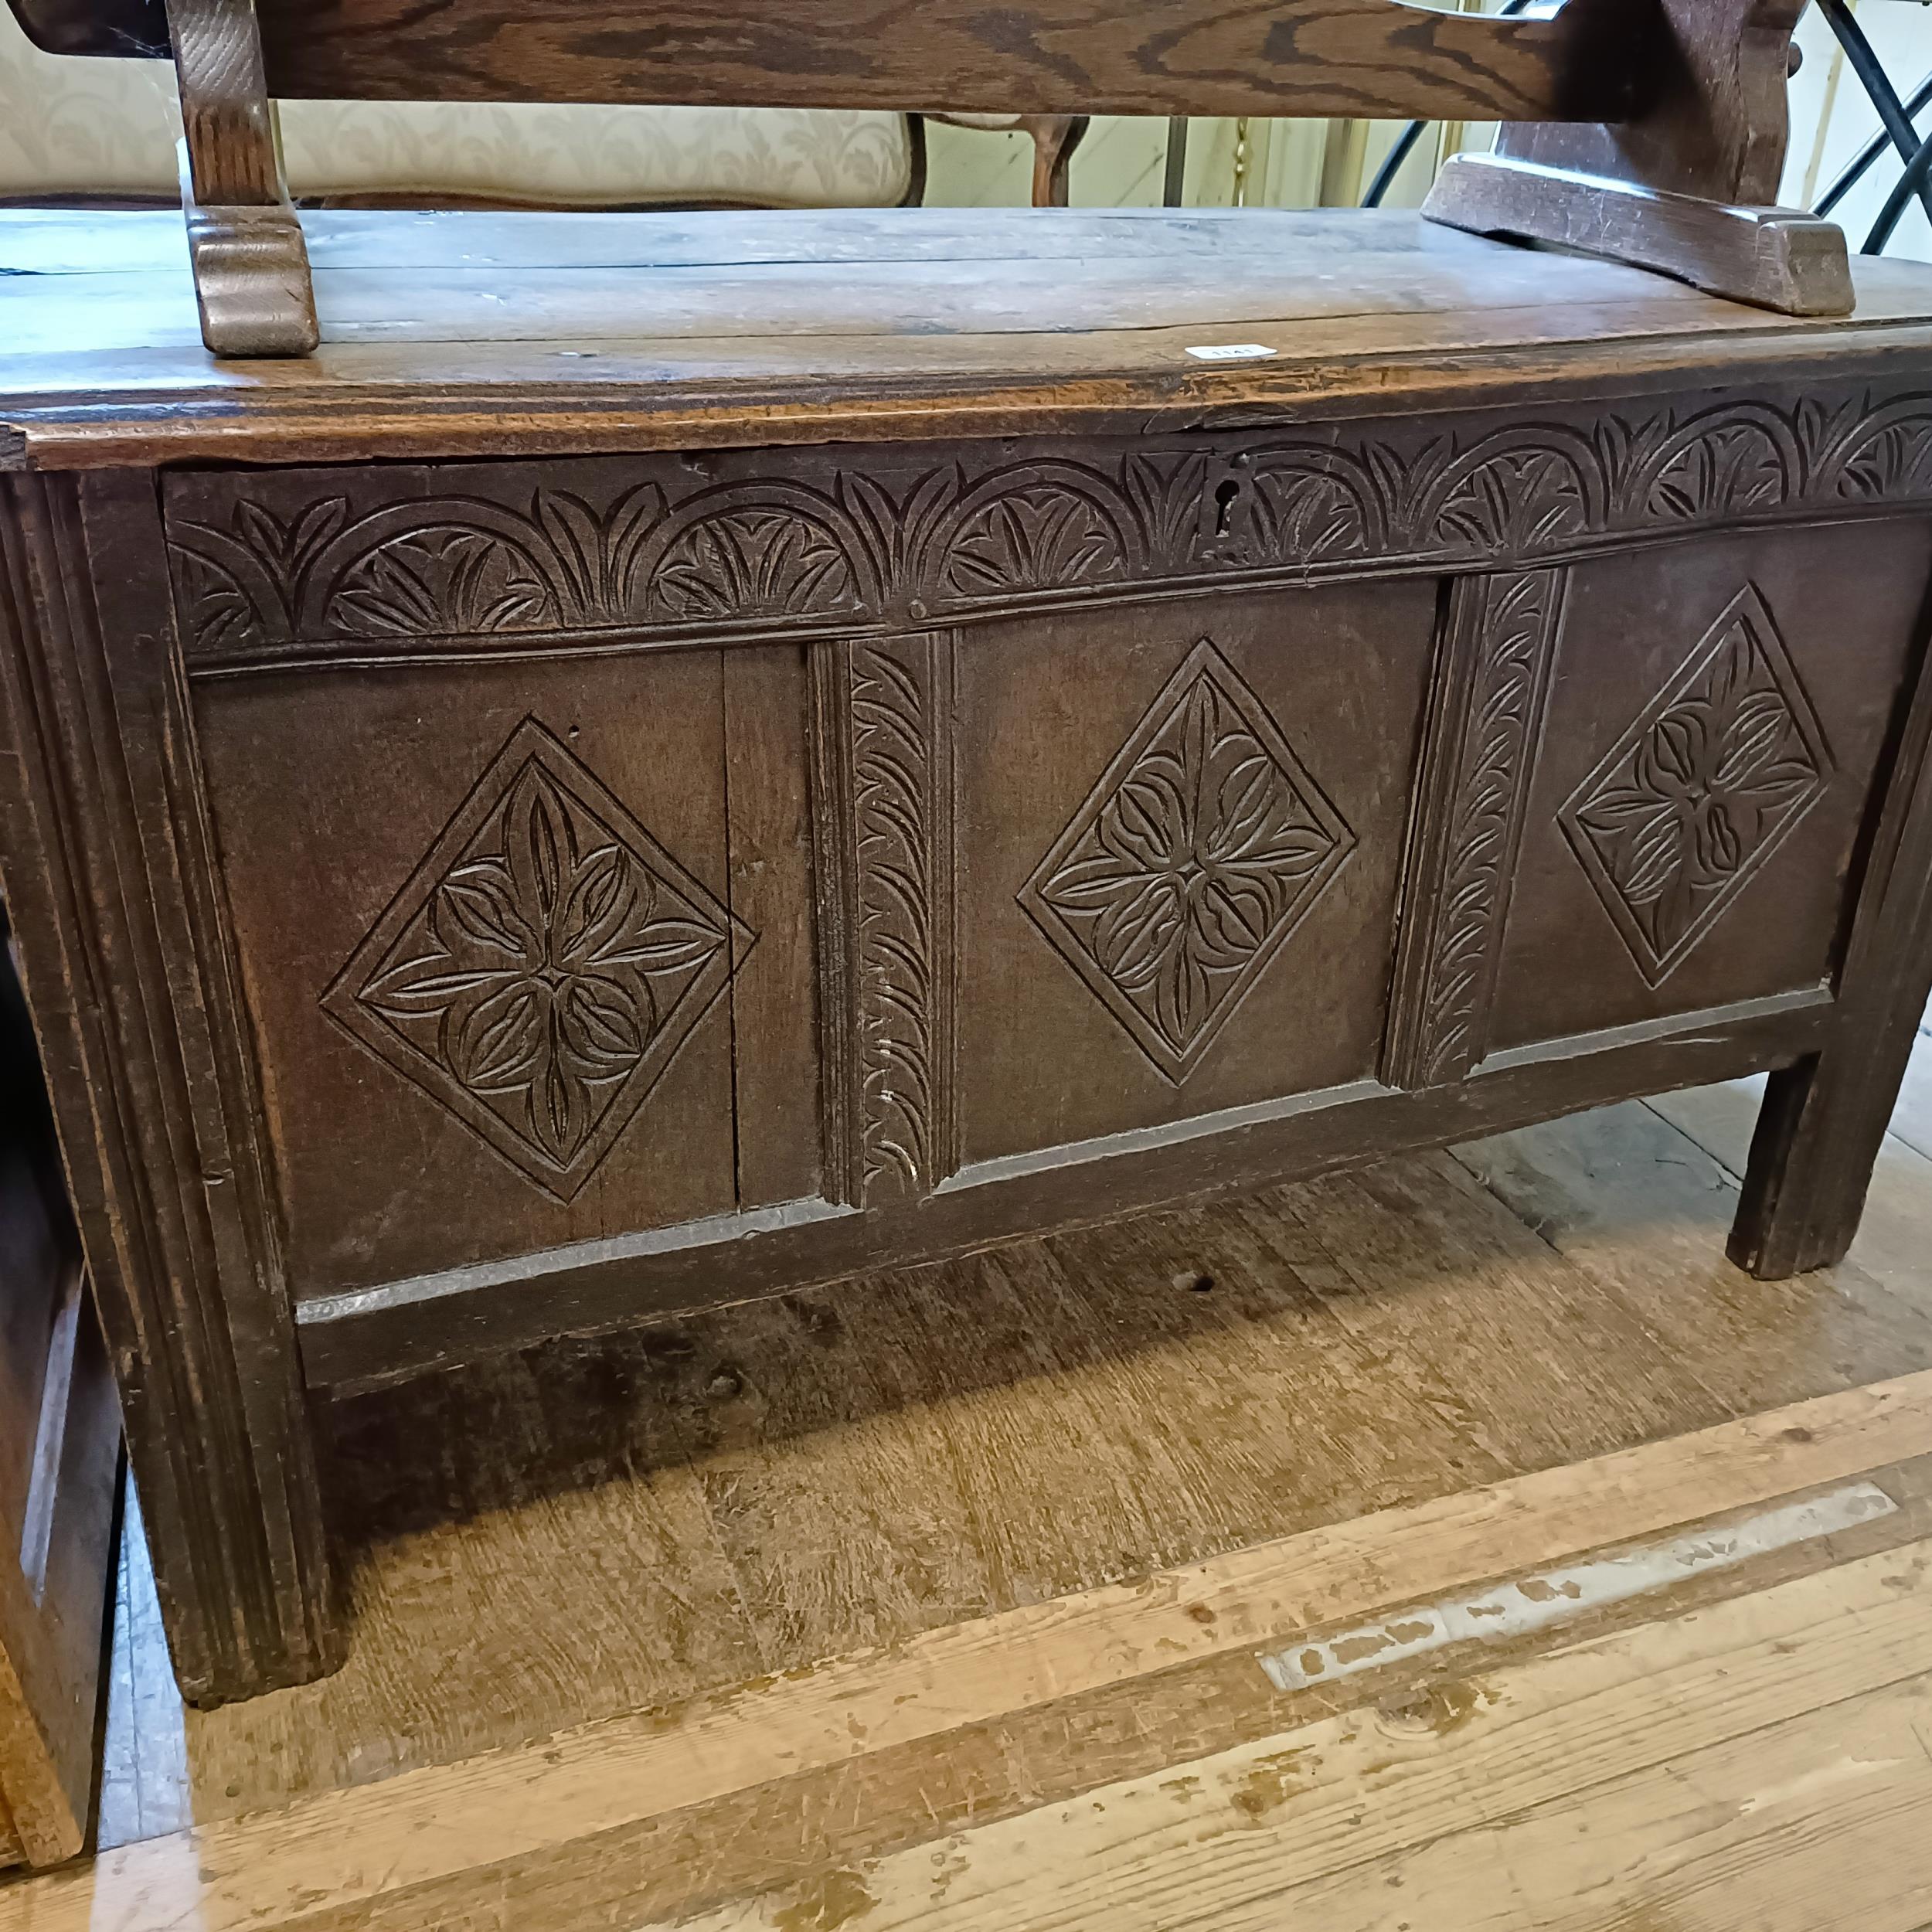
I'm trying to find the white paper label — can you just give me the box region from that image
[1184,343,1279,362]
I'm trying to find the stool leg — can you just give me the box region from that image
[168,0,318,357]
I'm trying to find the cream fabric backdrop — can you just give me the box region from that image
[0,9,914,207]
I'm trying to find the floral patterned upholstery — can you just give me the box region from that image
[0,9,916,207]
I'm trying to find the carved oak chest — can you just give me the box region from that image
[7,206,1932,1702]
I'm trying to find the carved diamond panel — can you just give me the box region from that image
[1559,585,1832,986]
[1019,638,1355,1083]
[323,718,753,1200]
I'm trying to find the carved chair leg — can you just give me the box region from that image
[168,0,318,357]
[1024,115,1090,209]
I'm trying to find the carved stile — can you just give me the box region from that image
[1386,568,1566,1090]
[811,633,958,1209]
[0,471,338,1703]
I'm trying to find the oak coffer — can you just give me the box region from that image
[9,201,1932,1703]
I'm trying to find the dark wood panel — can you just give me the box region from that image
[1487,521,1932,1056]
[956,584,1434,1163]
[723,645,823,1211]
[192,652,743,1300]
[9,0,1644,122]
[256,0,1641,121]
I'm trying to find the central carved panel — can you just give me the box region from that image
[323,718,752,1199]
[1020,638,1355,1084]
[1560,584,1832,986]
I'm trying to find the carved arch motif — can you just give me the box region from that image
[1818,394,1932,502]
[926,461,1142,600]
[1227,443,1386,563]
[1417,425,1604,554]
[1624,403,1801,523]
[641,481,877,621]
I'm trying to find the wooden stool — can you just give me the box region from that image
[2,0,1927,1709]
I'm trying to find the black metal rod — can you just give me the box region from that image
[1362,120,1427,209]
[1815,0,1932,229]
[1866,127,1932,251]
[1163,116,1189,207]
[1817,68,1932,214]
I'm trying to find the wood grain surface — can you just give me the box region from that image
[5,209,1932,471]
[661,1538,1932,1931]
[11,0,1645,121]
[185,1107,1932,1811]
[38,1366,1932,1930]
[49,1052,1932,1922]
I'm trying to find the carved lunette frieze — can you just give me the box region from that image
[1385,568,1566,1090]
[164,389,1932,668]
[810,634,957,1209]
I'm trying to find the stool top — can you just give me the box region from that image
[5,205,1932,471]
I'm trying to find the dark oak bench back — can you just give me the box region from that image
[14,0,1648,124]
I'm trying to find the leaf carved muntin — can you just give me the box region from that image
[321,718,753,1200]
[1020,638,1355,1085]
[1559,585,1833,987]
[1386,566,1566,1090]
[167,386,1932,665]
[847,634,956,1202]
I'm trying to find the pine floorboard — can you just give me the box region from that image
[56,1046,1932,1928]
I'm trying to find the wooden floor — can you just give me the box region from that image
[14,1039,1932,1930]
